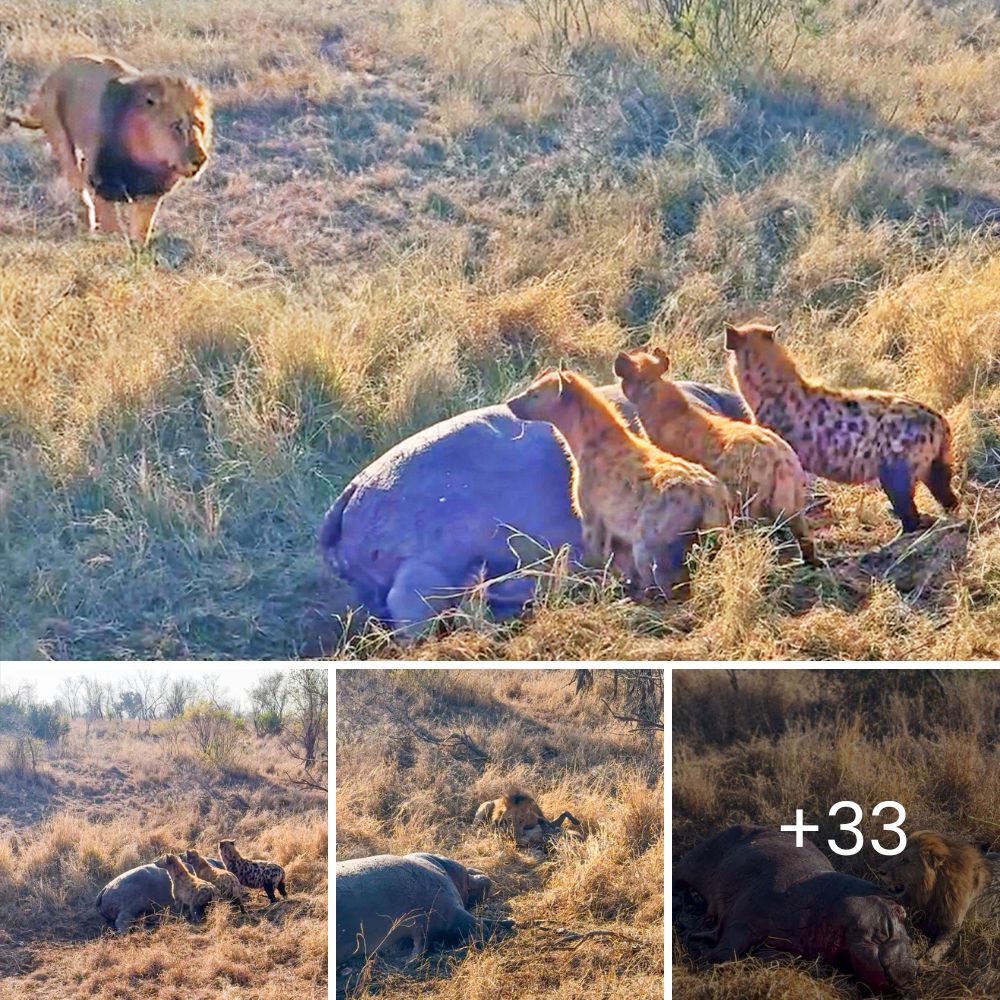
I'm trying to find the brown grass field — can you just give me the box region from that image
[1,0,999,659]
[672,668,1000,999]
[0,703,327,999]
[335,667,664,998]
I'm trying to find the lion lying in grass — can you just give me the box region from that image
[474,790,583,847]
[875,829,1000,963]
[4,54,211,243]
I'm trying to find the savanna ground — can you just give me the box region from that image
[0,707,328,999]
[2,0,1000,660]
[335,667,664,998]
[672,668,1000,1000]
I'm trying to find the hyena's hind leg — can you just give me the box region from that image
[921,451,960,513]
[878,457,927,532]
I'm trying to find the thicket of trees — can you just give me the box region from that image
[0,670,328,786]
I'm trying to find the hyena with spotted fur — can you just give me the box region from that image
[725,322,959,533]
[219,839,287,904]
[615,347,817,565]
[506,368,730,596]
[181,848,246,911]
[154,853,219,922]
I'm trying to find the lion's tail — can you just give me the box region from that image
[4,111,43,130]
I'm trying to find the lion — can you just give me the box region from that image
[473,790,583,848]
[874,830,1000,963]
[4,54,212,243]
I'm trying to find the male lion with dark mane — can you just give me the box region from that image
[875,829,1000,963]
[473,790,583,848]
[4,54,211,243]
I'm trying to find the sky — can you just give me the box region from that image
[0,664,318,711]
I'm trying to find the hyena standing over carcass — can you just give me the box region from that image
[725,322,959,532]
[506,369,730,597]
[614,347,816,564]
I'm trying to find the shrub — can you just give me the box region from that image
[181,702,248,768]
[253,709,283,737]
[27,704,69,743]
[0,733,40,780]
[633,0,828,70]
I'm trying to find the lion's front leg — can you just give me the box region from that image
[127,196,162,244]
[86,191,124,235]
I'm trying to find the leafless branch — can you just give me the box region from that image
[599,699,665,732]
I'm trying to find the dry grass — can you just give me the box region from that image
[0,0,999,658]
[0,717,327,1000]
[335,668,664,999]
[673,669,1000,999]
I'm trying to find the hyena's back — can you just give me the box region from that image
[765,388,950,486]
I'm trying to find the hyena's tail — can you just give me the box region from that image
[924,419,960,512]
[3,111,44,130]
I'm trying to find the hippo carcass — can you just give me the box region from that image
[96,857,224,933]
[320,382,749,631]
[675,826,916,992]
[335,852,500,966]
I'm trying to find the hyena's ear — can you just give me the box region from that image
[650,347,670,373]
[762,324,781,341]
[724,324,743,350]
[612,352,634,379]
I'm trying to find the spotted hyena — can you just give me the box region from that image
[153,853,219,922]
[725,322,959,532]
[506,368,729,596]
[181,848,247,911]
[219,839,287,904]
[615,347,817,564]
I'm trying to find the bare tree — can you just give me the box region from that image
[106,682,125,721]
[130,671,167,733]
[81,676,109,735]
[164,677,198,719]
[282,670,328,789]
[249,671,289,736]
[57,675,85,719]
[199,674,229,712]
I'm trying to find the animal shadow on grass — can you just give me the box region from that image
[770,519,970,632]
[260,896,302,924]
[0,775,59,831]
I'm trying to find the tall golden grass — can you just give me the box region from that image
[0,0,998,658]
[336,668,664,999]
[0,718,327,1000]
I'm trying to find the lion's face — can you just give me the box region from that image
[115,75,212,181]
[875,842,935,906]
[498,793,545,845]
